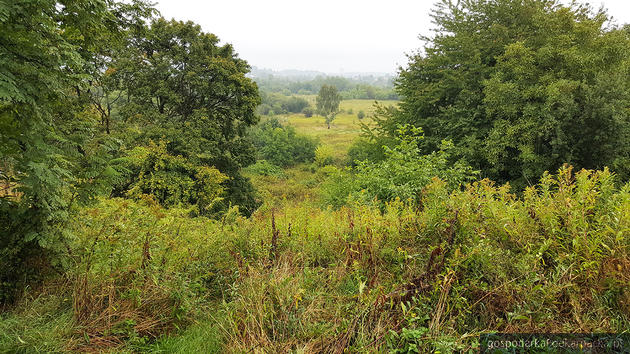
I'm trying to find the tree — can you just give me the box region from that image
[0,0,152,302]
[113,18,261,215]
[316,85,341,129]
[282,96,309,113]
[249,118,317,167]
[379,0,630,187]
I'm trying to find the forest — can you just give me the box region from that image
[1,0,629,352]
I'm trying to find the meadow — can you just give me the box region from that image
[280,98,396,158]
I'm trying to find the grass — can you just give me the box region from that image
[0,287,75,353]
[1,167,629,352]
[244,164,324,204]
[248,99,397,203]
[148,321,223,353]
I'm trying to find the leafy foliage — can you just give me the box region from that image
[384,0,630,187]
[251,71,397,99]
[302,106,314,118]
[4,167,627,351]
[0,0,140,302]
[0,0,262,302]
[113,141,227,215]
[314,145,335,167]
[346,138,384,167]
[323,125,477,208]
[316,84,342,129]
[3,0,630,352]
[257,92,311,115]
[249,118,318,167]
[114,18,261,214]
[244,160,285,177]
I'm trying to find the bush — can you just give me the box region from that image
[324,125,477,207]
[112,140,228,216]
[357,110,365,119]
[302,107,314,118]
[250,118,318,167]
[346,138,385,167]
[257,103,273,116]
[245,160,284,177]
[259,93,311,115]
[282,96,310,113]
[4,167,630,351]
[314,145,335,167]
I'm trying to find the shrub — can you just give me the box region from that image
[357,110,365,119]
[250,118,318,167]
[282,96,310,113]
[112,141,227,215]
[302,106,314,118]
[314,145,335,167]
[245,160,284,177]
[346,138,385,167]
[257,103,273,116]
[324,125,477,207]
[3,167,630,352]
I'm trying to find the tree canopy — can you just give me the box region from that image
[0,0,260,300]
[112,18,261,214]
[377,0,630,187]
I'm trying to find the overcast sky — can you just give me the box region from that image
[155,0,630,74]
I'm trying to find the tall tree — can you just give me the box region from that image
[112,18,261,215]
[316,84,341,129]
[380,0,630,187]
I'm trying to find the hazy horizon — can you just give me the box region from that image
[155,0,630,75]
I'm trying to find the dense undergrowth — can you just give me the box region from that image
[1,166,628,352]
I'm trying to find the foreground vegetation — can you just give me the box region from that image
[2,167,628,352]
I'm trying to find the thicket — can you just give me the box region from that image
[2,0,630,351]
[368,0,630,189]
[257,92,311,116]
[324,125,477,208]
[249,118,318,168]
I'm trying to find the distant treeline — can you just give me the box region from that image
[258,92,310,115]
[252,74,399,100]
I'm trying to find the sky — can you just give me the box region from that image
[155,0,630,75]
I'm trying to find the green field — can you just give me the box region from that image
[275,99,397,159]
